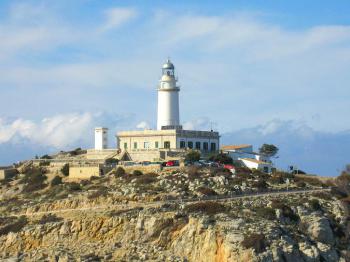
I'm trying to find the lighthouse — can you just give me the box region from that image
[157,59,181,130]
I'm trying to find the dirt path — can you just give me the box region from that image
[12,188,330,217]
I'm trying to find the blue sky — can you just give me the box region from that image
[0,1,349,176]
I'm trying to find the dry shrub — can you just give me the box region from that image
[0,216,28,235]
[255,207,276,220]
[135,173,157,184]
[38,214,62,224]
[87,186,109,199]
[312,191,332,200]
[187,166,200,179]
[197,187,217,196]
[294,175,323,187]
[241,233,266,253]
[252,179,268,191]
[114,167,125,176]
[184,201,226,215]
[235,167,252,175]
[269,175,284,184]
[271,200,299,222]
[21,167,47,193]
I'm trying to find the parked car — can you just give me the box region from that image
[193,161,205,167]
[166,160,175,167]
[224,164,235,174]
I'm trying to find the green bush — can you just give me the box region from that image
[184,201,226,215]
[256,207,276,220]
[241,233,266,253]
[61,164,69,176]
[41,154,52,159]
[114,167,125,176]
[309,199,321,210]
[185,150,201,162]
[132,170,143,176]
[51,176,62,186]
[66,182,81,191]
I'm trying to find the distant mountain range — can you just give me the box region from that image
[221,120,350,177]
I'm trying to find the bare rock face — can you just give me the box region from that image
[304,216,335,245]
[0,168,349,262]
[299,242,320,261]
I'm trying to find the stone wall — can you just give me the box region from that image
[69,165,112,179]
[0,168,18,180]
[122,164,163,174]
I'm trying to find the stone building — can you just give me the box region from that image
[116,59,220,162]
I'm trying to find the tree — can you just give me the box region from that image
[51,176,62,186]
[185,150,201,162]
[259,144,279,157]
[61,164,69,176]
[209,153,233,164]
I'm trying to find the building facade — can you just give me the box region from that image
[117,129,219,152]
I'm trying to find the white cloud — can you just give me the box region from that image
[0,113,94,148]
[182,118,214,131]
[101,7,137,32]
[136,121,150,130]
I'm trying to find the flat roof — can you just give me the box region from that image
[221,144,252,150]
[240,158,270,165]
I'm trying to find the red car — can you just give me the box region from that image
[224,164,235,174]
[165,160,179,167]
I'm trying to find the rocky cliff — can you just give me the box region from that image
[0,165,349,261]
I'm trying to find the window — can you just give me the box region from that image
[155,141,159,148]
[164,141,170,148]
[203,142,208,151]
[210,143,216,152]
[180,141,186,148]
[124,143,128,149]
[134,142,138,149]
[144,142,149,149]
[188,141,193,149]
[195,142,201,150]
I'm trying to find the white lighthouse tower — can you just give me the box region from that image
[157,59,181,130]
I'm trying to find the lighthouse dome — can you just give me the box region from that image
[162,59,174,69]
